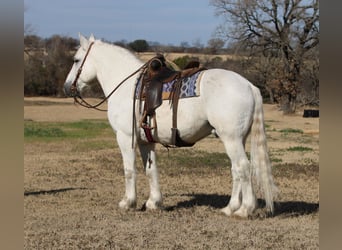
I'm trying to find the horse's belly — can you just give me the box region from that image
[153,97,212,144]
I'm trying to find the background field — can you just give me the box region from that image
[24,97,319,249]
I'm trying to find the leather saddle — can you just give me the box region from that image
[136,54,205,147]
[144,64,179,115]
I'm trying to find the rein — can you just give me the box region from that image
[72,65,146,111]
[70,41,149,111]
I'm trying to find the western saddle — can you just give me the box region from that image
[135,54,205,147]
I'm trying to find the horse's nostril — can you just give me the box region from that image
[63,83,72,96]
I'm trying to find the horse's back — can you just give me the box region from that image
[200,69,254,97]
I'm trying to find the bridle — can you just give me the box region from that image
[70,42,94,96]
[70,41,149,111]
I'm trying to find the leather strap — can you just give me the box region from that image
[142,125,156,143]
[170,79,195,147]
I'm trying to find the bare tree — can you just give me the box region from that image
[207,38,225,54]
[210,0,319,113]
[24,35,79,96]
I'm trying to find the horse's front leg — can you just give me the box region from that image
[117,131,137,209]
[139,143,162,209]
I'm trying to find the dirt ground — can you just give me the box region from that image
[24,97,319,249]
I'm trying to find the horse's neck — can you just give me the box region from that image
[95,43,144,96]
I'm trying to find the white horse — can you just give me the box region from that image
[64,34,277,218]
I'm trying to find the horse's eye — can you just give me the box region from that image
[74,59,80,63]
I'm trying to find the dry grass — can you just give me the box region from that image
[24,97,319,249]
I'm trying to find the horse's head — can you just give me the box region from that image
[64,33,97,96]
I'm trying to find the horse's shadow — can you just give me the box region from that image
[163,193,319,218]
[24,187,88,196]
[25,189,318,218]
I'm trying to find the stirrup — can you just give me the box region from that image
[139,111,157,129]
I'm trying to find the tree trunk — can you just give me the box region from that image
[279,92,297,114]
[265,85,275,104]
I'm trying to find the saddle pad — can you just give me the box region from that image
[135,71,203,100]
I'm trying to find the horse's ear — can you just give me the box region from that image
[89,33,95,42]
[79,32,89,49]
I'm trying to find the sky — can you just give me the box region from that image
[24,0,222,46]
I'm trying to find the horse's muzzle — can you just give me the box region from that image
[63,82,73,97]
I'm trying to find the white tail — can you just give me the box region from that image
[250,86,278,213]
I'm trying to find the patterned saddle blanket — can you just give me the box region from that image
[135,70,204,100]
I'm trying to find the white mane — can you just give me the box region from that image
[87,40,144,96]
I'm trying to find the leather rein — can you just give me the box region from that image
[70,41,149,111]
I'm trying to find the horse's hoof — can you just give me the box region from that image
[221,206,234,216]
[119,198,136,209]
[145,198,162,210]
[232,206,250,219]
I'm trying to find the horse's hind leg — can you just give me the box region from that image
[139,143,163,209]
[220,137,256,218]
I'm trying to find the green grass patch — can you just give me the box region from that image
[24,120,112,141]
[63,120,109,130]
[271,157,283,163]
[264,123,271,129]
[287,146,313,152]
[280,128,303,134]
[24,126,66,137]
